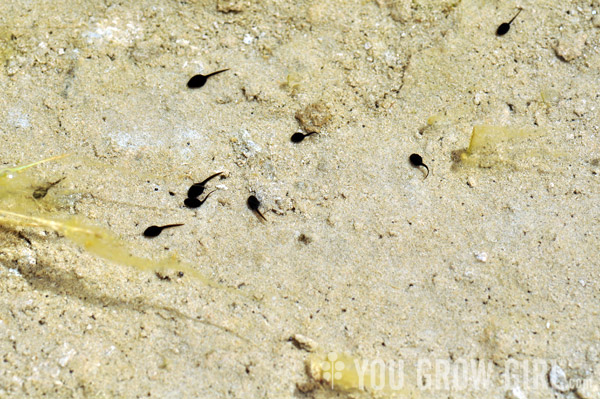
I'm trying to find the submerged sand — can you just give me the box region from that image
[1,0,599,398]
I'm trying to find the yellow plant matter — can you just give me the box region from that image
[0,155,232,292]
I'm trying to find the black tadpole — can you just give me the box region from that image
[32,178,64,199]
[409,153,429,179]
[184,190,216,209]
[496,9,522,36]
[143,224,184,238]
[187,172,223,198]
[290,132,317,143]
[247,195,267,221]
[187,69,229,89]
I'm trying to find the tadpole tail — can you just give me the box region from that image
[508,8,522,24]
[32,177,65,199]
[199,190,217,205]
[206,69,229,78]
[200,171,223,185]
[162,223,184,229]
[255,210,267,222]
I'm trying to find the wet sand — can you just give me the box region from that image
[1,0,599,398]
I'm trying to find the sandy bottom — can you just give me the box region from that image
[1,0,599,398]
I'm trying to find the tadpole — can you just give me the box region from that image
[409,153,430,179]
[290,132,317,143]
[496,9,522,36]
[187,172,222,199]
[247,195,267,221]
[143,224,184,238]
[184,190,216,209]
[32,178,64,199]
[187,69,229,89]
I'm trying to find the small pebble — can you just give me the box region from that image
[58,349,77,368]
[290,334,318,352]
[548,364,569,392]
[554,33,587,62]
[475,252,488,263]
[242,81,260,101]
[297,233,312,245]
[295,103,331,134]
[217,0,245,13]
[573,99,588,116]
[505,386,527,399]
[576,376,600,399]
[243,33,254,44]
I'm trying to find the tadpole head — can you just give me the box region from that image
[496,23,510,36]
[187,74,208,89]
[184,197,201,208]
[143,226,162,237]
[409,153,423,166]
[187,183,205,198]
[247,195,260,210]
[290,133,305,143]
